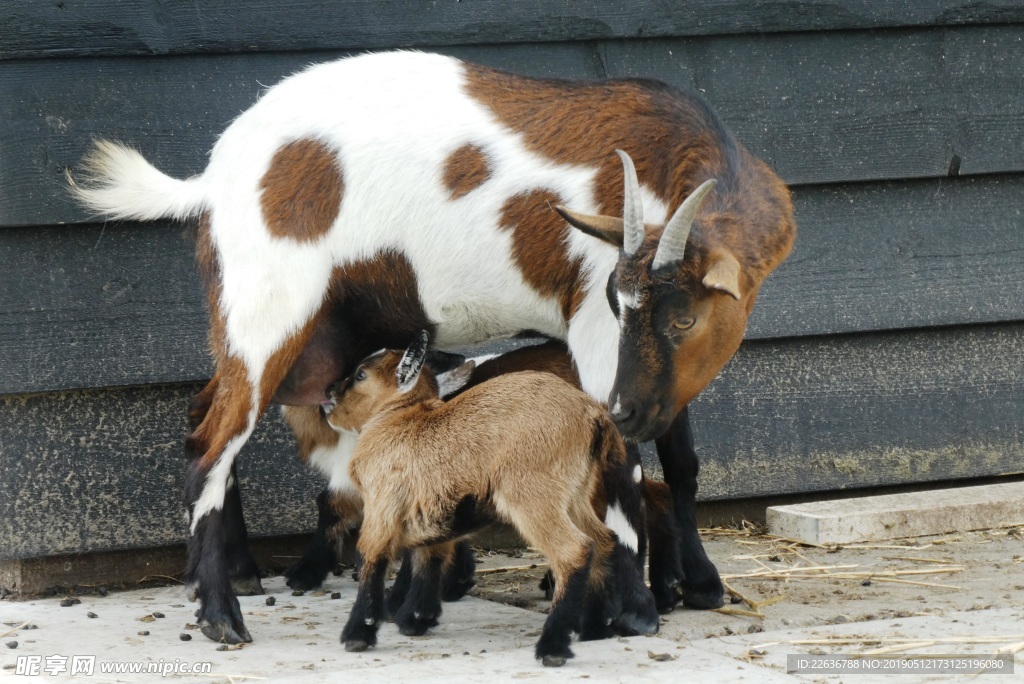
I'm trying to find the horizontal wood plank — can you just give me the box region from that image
[4,0,1024,60]
[4,322,1021,559]
[4,27,1023,227]
[689,323,1024,500]
[1,174,1021,394]
[0,383,319,561]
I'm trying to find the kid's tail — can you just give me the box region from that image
[68,140,209,221]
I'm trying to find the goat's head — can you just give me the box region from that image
[559,151,749,442]
[323,331,436,433]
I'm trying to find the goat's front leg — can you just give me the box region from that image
[655,406,724,609]
[342,555,389,651]
[286,488,343,591]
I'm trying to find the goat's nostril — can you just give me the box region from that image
[609,395,636,424]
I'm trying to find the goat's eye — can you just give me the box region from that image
[355,369,367,381]
[673,317,696,331]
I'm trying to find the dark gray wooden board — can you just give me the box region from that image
[4,0,1024,59]
[2,173,1021,395]
[5,26,1024,227]
[0,383,320,561]
[4,322,1021,559]
[692,322,1024,500]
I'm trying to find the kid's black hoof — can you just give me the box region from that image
[344,639,371,652]
[229,575,265,596]
[541,655,567,667]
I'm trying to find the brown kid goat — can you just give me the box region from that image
[322,333,658,666]
[285,339,683,622]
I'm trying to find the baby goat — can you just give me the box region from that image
[287,339,683,615]
[325,333,658,665]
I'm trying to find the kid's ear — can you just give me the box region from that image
[397,330,430,393]
[436,360,477,399]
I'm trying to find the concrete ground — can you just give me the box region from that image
[2,525,1023,682]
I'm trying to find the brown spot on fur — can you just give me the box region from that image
[498,190,586,319]
[260,138,343,243]
[274,250,434,407]
[443,143,491,199]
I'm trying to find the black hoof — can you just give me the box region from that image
[196,591,253,644]
[198,613,252,644]
[341,621,378,651]
[612,610,660,637]
[542,655,567,667]
[396,613,439,637]
[230,574,265,596]
[344,639,371,652]
[681,575,725,610]
[284,562,328,591]
[394,600,441,636]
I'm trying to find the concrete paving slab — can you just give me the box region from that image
[767,482,1024,544]
[693,607,1024,683]
[0,576,796,683]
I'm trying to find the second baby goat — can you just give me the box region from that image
[324,332,658,665]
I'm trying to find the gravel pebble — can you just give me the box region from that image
[87,612,98,619]
[137,631,150,636]
[152,612,165,618]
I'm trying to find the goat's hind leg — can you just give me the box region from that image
[389,545,447,636]
[188,376,263,598]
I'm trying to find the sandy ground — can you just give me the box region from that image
[2,525,1023,682]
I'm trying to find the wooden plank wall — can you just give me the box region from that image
[1,1,1022,559]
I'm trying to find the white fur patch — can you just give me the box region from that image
[632,464,643,483]
[307,431,360,494]
[617,289,639,312]
[190,407,258,534]
[604,502,640,553]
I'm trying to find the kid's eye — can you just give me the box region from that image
[355,369,367,381]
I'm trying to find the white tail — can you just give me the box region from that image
[68,140,209,221]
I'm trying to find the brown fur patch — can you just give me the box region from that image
[498,190,586,319]
[464,63,796,289]
[259,138,343,243]
[464,65,729,216]
[283,406,340,460]
[459,341,579,393]
[442,143,491,199]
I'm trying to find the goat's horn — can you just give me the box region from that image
[652,179,717,270]
[615,150,645,256]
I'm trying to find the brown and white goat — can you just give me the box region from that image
[324,334,657,665]
[70,50,795,642]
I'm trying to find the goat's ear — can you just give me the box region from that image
[397,330,430,393]
[702,250,742,300]
[556,206,625,248]
[436,360,477,399]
